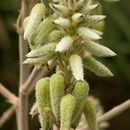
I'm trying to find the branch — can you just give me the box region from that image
[18,0,31,87]
[0,106,15,127]
[97,99,130,123]
[79,99,130,130]
[17,0,32,129]
[0,83,18,106]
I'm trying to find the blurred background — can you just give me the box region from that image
[0,0,130,130]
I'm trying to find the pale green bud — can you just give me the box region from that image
[24,3,45,41]
[50,72,64,121]
[23,54,54,65]
[86,15,106,25]
[83,98,97,130]
[26,42,57,58]
[23,16,29,30]
[72,13,84,23]
[55,36,73,52]
[82,4,99,14]
[50,3,69,16]
[53,17,71,28]
[72,81,89,128]
[33,17,55,47]
[83,40,116,57]
[60,94,76,130]
[83,56,113,77]
[48,30,64,42]
[78,27,101,41]
[35,78,50,130]
[77,0,88,8]
[91,29,103,36]
[70,54,84,81]
[67,0,77,10]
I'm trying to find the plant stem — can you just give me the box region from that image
[97,99,130,123]
[0,83,18,105]
[18,0,30,130]
[0,106,15,127]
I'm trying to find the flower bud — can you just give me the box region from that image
[23,16,29,30]
[78,27,101,40]
[23,54,54,65]
[83,40,116,57]
[72,13,84,23]
[48,30,64,42]
[60,94,75,130]
[82,4,99,14]
[67,0,77,10]
[35,78,50,130]
[70,54,84,81]
[86,15,106,25]
[77,0,88,8]
[26,42,57,58]
[50,3,69,16]
[55,36,73,52]
[91,29,103,36]
[50,72,64,121]
[83,56,113,77]
[72,81,89,128]
[53,17,71,28]
[33,17,55,47]
[83,98,97,130]
[24,3,45,41]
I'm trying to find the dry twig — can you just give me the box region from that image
[0,106,15,127]
[0,83,18,105]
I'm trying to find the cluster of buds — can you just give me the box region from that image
[23,0,116,80]
[24,0,117,130]
[33,71,97,130]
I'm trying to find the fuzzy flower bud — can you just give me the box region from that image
[72,13,84,23]
[33,17,55,47]
[83,98,97,130]
[53,17,71,28]
[50,3,69,16]
[50,72,64,121]
[35,78,50,130]
[55,36,73,52]
[67,0,77,10]
[82,4,99,14]
[70,54,84,81]
[24,3,45,41]
[26,42,57,58]
[83,40,116,57]
[83,56,113,77]
[78,27,101,41]
[23,54,54,65]
[86,15,106,25]
[77,0,88,8]
[48,30,64,42]
[72,81,89,128]
[60,94,76,130]
[23,16,29,30]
